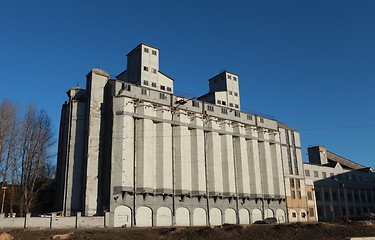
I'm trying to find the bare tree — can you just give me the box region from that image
[18,105,55,214]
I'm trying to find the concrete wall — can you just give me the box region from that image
[0,212,109,229]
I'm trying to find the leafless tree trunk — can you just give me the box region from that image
[19,105,55,214]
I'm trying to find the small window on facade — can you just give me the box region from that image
[322,172,327,178]
[143,80,149,86]
[309,208,314,217]
[141,88,149,96]
[292,212,297,218]
[159,93,167,100]
[152,82,157,88]
[235,104,239,109]
[144,48,149,53]
[314,171,319,178]
[247,115,253,120]
[221,108,228,114]
[152,68,157,74]
[222,101,226,105]
[234,111,240,117]
[207,105,214,111]
[143,66,149,71]
[229,91,233,95]
[217,100,221,105]
[296,179,301,188]
[291,191,296,199]
[122,83,131,91]
[234,92,238,97]
[290,179,295,188]
[307,191,312,200]
[192,100,199,107]
[229,103,233,107]
[228,75,231,79]
[233,76,237,81]
[259,117,264,123]
[152,50,157,55]
[160,85,166,90]
[297,191,302,199]
[167,87,172,92]
[305,170,310,177]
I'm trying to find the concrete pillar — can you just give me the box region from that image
[258,131,275,198]
[84,69,110,216]
[174,125,192,194]
[136,118,156,192]
[76,212,81,228]
[104,212,110,227]
[246,132,262,197]
[190,128,206,195]
[156,122,173,193]
[220,122,236,197]
[206,130,223,195]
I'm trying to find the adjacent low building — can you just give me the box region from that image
[304,146,375,221]
[55,43,308,227]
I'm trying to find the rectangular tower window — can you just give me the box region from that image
[221,108,228,114]
[159,93,167,100]
[297,191,302,199]
[234,92,238,96]
[233,76,237,81]
[222,101,226,105]
[143,80,149,86]
[305,170,310,176]
[122,83,131,91]
[234,111,240,117]
[291,191,296,199]
[307,191,313,200]
[322,172,327,178]
[290,179,295,188]
[314,171,319,178]
[229,91,233,95]
[192,100,199,107]
[141,88,149,96]
[228,75,231,79]
[247,115,253,120]
[152,82,157,87]
[229,103,233,107]
[296,179,300,188]
[152,50,157,55]
[143,66,149,71]
[160,85,166,90]
[217,100,221,104]
[235,104,239,109]
[207,105,214,111]
[144,48,149,53]
[167,87,172,92]
[152,68,157,74]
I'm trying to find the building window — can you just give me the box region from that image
[144,48,149,53]
[229,91,233,95]
[233,76,237,81]
[292,212,297,218]
[207,105,214,111]
[122,83,131,91]
[291,191,296,199]
[322,172,327,178]
[143,66,149,71]
[314,171,319,178]
[217,100,221,105]
[192,100,199,108]
[167,87,172,92]
[152,82,157,88]
[259,117,264,123]
[221,108,228,114]
[247,115,252,120]
[229,103,233,107]
[297,191,302,199]
[307,191,312,200]
[160,85,166,90]
[143,80,149,86]
[296,179,301,188]
[152,50,157,55]
[228,75,232,79]
[141,88,149,96]
[234,92,238,96]
[222,101,226,106]
[309,208,314,217]
[234,111,240,117]
[290,179,295,188]
[235,104,239,108]
[152,68,157,74]
[305,170,310,177]
[159,93,167,100]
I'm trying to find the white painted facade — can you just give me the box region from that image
[55,43,307,227]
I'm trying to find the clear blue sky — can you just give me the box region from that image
[1,0,374,168]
